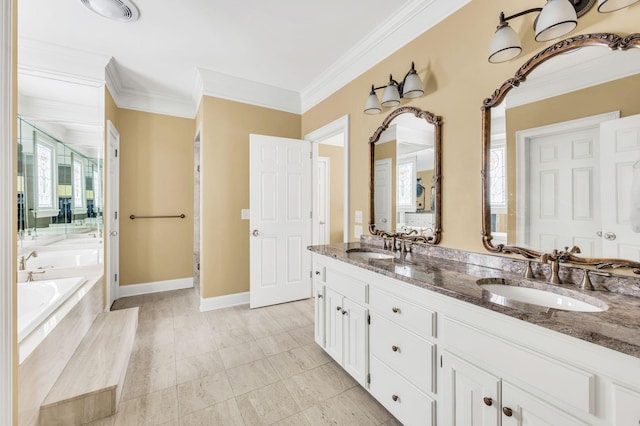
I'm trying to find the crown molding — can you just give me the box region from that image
[19,94,102,126]
[197,67,301,114]
[300,0,470,113]
[106,59,195,118]
[18,38,109,86]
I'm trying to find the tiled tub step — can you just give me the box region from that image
[40,307,138,426]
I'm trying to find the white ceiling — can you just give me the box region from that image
[17,0,469,119]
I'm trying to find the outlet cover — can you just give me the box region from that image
[355,210,363,224]
[354,225,363,239]
[241,209,250,220]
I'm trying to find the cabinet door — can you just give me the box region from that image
[613,384,640,426]
[441,352,500,426]
[501,382,589,426]
[314,284,325,347]
[342,298,368,386]
[324,288,344,364]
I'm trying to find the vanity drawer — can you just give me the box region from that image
[369,286,435,338]
[325,268,367,304]
[312,261,326,284]
[369,356,435,426]
[443,317,595,415]
[613,384,640,425]
[370,313,435,394]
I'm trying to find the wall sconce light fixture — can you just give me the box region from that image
[364,62,424,115]
[488,0,639,64]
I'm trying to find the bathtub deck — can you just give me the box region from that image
[40,307,138,426]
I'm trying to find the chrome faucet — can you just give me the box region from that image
[19,251,37,270]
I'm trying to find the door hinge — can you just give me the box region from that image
[310,211,313,219]
[115,149,118,158]
[309,270,312,279]
[197,263,200,271]
[367,373,370,384]
[440,355,443,368]
[310,151,313,159]
[367,314,371,325]
[114,273,118,282]
[114,211,118,220]
[197,165,200,172]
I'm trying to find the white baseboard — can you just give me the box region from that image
[200,291,249,312]
[118,277,194,298]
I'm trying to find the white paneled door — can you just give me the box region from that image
[374,159,392,232]
[107,121,120,309]
[600,113,640,260]
[249,134,312,308]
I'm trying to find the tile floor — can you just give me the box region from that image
[91,288,400,425]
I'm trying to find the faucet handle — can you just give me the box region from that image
[523,261,534,279]
[578,269,595,291]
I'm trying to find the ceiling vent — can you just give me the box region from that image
[80,0,140,22]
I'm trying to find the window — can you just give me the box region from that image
[490,143,507,210]
[73,159,84,208]
[36,142,54,209]
[397,157,416,208]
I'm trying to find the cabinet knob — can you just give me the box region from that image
[502,407,513,417]
[391,345,400,352]
[317,294,323,299]
[336,306,342,312]
[483,397,493,406]
[391,394,399,402]
[392,307,400,314]
[315,271,321,275]
[342,310,348,316]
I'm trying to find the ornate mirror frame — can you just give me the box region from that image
[369,106,443,244]
[481,32,640,273]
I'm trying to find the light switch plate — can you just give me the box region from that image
[355,210,363,224]
[354,225,363,239]
[241,209,250,220]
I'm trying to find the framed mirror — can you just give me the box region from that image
[482,33,640,273]
[369,106,443,244]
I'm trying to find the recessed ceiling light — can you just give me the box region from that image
[80,0,140,22]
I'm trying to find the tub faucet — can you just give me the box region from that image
[19,251,37,271]
[26,270,45,282]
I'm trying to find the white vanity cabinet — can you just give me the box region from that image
[612,384,640,425]
[319,263,369,387]
[442,352,589,426]
[312,263,326,348]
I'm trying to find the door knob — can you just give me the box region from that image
[110,231,118,236]
[604,232,617,241]
[252,229,260,237]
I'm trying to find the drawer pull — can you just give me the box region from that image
[392,307,401,314]
[503,407,513,417]
[392,394,400,402]
[483,397,493,406]
[391,345,400,352]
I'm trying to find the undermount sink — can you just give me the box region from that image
[477,278,608,312]
[346,248,395,260]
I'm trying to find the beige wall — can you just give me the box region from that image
[116,108,195,285]
[199,95,301,299]
[318,144,344,243]
[417,170,433,211]
[505,73,640,241]
[301,1,639,252]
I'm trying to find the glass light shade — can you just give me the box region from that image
[535,0,577,42]
[488,23,523,63]
[381,83,401,107]
[364,93,381,115]
[598,0,640,12]
[402,72,424,98]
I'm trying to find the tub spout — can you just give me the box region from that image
[19,251,38,271]
[26,270,45,282]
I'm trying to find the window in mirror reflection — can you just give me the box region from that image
[397,158,415,208]
[73,159,84,209]
[35,141,54,210]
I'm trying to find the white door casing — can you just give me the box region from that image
[600,113,640,260]
[315,157,330,245]
[304,115,349,243]
[374,159,392,232]
[249,134,311,308]
[106,121,120,309]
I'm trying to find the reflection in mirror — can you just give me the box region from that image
[370,106,442,244]
[482,33,640,272]
[17,117,104,246]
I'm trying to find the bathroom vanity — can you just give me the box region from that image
[309,242,640,426]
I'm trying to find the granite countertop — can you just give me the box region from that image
[309,242,640,359]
